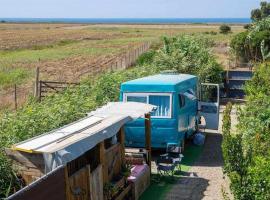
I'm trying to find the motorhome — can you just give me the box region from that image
[120,73,220,149]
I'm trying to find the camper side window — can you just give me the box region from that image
[126,96,147,103]
[124,93,172,118]
[179,94,185,108]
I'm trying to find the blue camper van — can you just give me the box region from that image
[120,73,220,149]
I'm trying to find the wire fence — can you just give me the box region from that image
[0,42,152,111]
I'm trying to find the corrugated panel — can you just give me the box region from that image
[14,116,103,153]
[8,166,66,200]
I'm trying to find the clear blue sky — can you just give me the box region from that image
[0,0,264,18]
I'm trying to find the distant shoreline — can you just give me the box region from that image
[0,18,251,24]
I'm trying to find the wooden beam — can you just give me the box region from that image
[118,127,125,165]
[99,141,108,184]
[64,166,71,200]
[145,113,151,173]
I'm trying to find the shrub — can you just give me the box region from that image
[223,63,270,199]
[251,1,270,21]
[136,50,156,66]
[243,24,251,30]
[153,35,223,83]
[219,24,231,34]
[230,17,270,62]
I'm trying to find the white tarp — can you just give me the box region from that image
[11,102,155,172]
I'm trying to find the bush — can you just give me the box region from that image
[251,1,270,21]
[223,63,270,200]
[153,35,223,83]
[243,24,251,29]
[219,24,231,34]
[230,17,270,62]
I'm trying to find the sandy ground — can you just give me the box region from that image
[165,105,234,200]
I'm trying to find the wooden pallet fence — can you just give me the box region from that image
[78,42,151,78]
[38,80,79,101]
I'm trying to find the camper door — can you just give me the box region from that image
[198,83,220,130]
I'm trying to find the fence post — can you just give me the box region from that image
[34,67,40,99]
[14,84,18,111]
[38,81,42,102]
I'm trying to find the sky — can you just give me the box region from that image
[0,0,264,18]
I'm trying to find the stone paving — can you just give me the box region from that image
[165,106,233,200]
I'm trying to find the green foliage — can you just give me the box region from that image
[243,24,251,30]
[230,17,270,62]
[0,67,30,88]
[230,31,249,61]
[153,35,223,83]
[223,63,270,200]
[251,1,270,21]
[136,50,157,66]
[219,24,231,34]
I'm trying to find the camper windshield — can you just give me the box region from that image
[124,93,172,118]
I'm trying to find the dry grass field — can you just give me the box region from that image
[0,23,244,110]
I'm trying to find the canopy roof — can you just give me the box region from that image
[11,102,155,171]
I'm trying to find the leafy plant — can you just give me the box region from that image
[153,35,223,83]
[223,63,270,199]
[230,17,270,62]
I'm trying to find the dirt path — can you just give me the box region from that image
[165,106,233,200]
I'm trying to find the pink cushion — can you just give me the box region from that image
[128,164,149,182]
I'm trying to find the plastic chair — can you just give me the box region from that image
[156,157,176,177]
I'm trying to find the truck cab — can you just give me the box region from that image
[120,73,219,149]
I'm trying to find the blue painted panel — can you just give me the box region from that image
[120,73,198,148]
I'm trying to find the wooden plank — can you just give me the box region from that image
[64,166,71,200]
[99,141,108,184]
[5,148,45,169]
[68,165,91,200]
[118,127,125,165]
[105,144,121,181]
[114,184,131,200]
[90,165,104,200]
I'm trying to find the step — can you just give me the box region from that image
[227,70,253,80]
[227,89,245,99]
[227,80,247,90]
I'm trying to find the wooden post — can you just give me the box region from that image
[118,127,125,165]
[145,113,151,173]
[64,166,71,200]
[14,84,17,111]
[34,67,40,99]
[99,141,108,184]
[38,80,42,102]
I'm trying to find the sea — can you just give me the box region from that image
[0,18,251,24]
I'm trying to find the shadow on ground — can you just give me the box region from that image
[192,132,224,167]
[140,131,224,200]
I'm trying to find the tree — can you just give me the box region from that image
[251,1,270,21]
[219,24,231,34]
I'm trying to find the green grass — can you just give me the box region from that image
[0,37,153,64]
[0,67,31,88]
[139,144,204,200]
[0,36,155,88]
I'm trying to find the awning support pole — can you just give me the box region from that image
[145,113,151,174]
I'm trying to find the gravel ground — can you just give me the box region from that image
[165,106,234,200]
